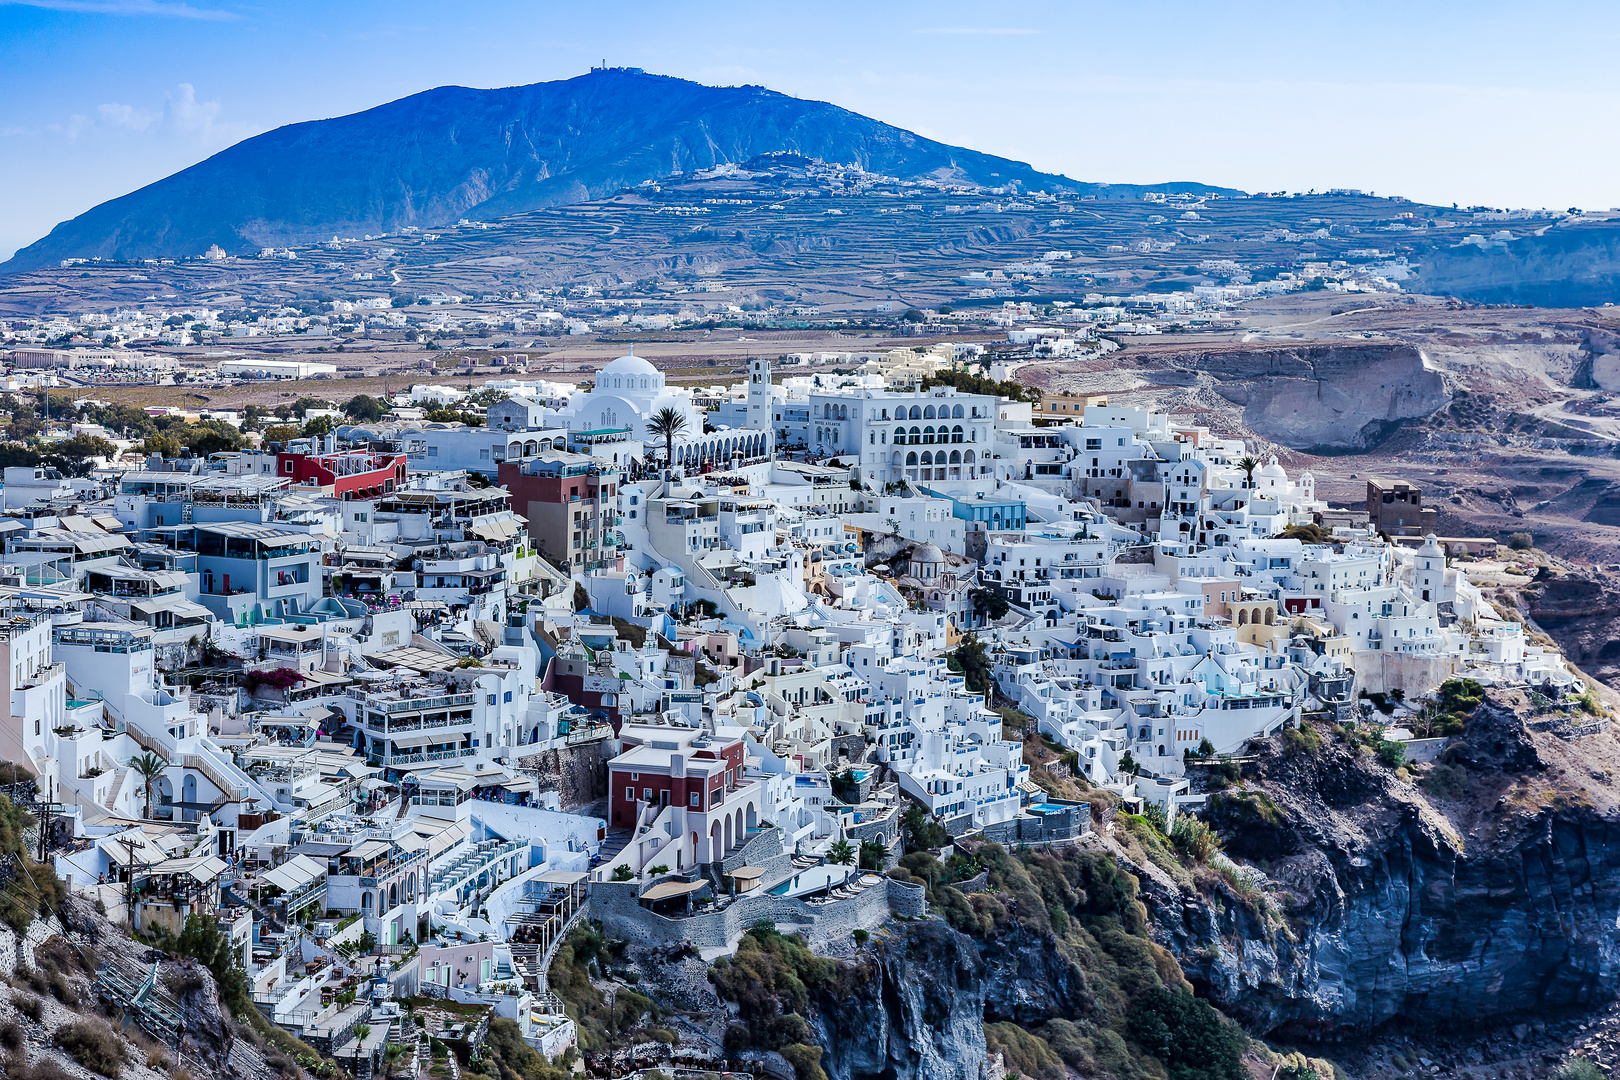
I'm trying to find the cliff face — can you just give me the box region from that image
[1186,344,1451,451]
[1138,701,1620,1037]
[809,921,990,1080]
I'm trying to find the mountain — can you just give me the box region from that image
[1,69,1241,274]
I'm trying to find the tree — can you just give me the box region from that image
[901,804,949,851]
[1127,987,1245,1080]
[127,752,167,819]
[827,839,855,865]
[951,635,993,697]
[1235,455,1259,490]
[969,587,1009,623]
[858,838,889,871]
[263,424,300,443]
[646,407,688,467]
[344,394,388,423]
[303,415,336,438]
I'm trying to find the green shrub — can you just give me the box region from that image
[1170,817,1222,863]
[1508,532,1534,551]
[1555,1057,1606,1080]
[54,1020,127,1078]
[1126,988,1246,1080]
[985,1021,1066,1080]
[780,1043,828,1080]
[1420,763,1468,800]
[1282,724,1323,757]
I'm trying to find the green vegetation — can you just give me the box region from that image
[54,1020,127,1079]
[1555,1057,1606,1080]
[1282,723,1323,757]
[1508,531,1534,551]
[0,794,65,935]
[922,369,1038,403]
[545,925,657,1053]
[709,921,837,1080]
[1127,988,1246,1080]
[343,394,389,422]
[901,803,950,851]
[950,635,993,697]
[462,1016,573,1080]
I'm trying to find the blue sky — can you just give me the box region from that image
[2,0,1618,260]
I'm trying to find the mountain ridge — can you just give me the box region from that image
[2,68,1242,273]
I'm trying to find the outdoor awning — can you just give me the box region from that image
[421,820,470,859]
[392,832,427,853]
[729,866,767,882]
[640,879,707,902]
[537,870,588,885]
[299,669,351,688]
[149,854,227,883]
[261,854,325,892]
[384,731,443,749]
[470,519,521,542]
[345,840,390,862]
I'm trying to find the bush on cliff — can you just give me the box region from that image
[1126,987,1245,1080]
[709,922,837,1080]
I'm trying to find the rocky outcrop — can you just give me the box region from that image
[1166,343,1451,451]
[1134,701,1620,1037]
[810,921,991,1080]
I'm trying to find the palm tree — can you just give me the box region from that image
[127,751,167,819]
[1236,455,1259,489]
[828,839,855,865]
[858,838,889,871]
[646,407,688,470]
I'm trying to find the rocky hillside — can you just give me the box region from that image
[0,893,287,1080]
[1,69,1242,272]
[603,690,1620,1080]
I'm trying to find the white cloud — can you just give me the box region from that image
[97,101,157,130]
[165,82,221,138]
[0,0,239,19]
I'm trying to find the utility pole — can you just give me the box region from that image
[114,833,143,922]
[36,776,55,863]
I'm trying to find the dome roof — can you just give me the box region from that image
[913,542,945,564]
[1260,457,1287,478]
[600,353,658,377]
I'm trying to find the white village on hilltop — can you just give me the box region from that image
[0,344,1580,1074]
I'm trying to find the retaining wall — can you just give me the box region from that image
[594,871,905,954]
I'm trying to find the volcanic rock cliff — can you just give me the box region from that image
[773,694,1620,1080]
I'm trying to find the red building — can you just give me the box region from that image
[277,450,407,500]
[604,723,759,868]
[497,453,619,571]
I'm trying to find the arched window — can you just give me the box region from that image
[921,451,933,465]
[906,452,918,465]
[952,405,964,418]
[909,426,921,443]
[923,425,935,443]
[894,427,906,443]
[963,450,975,463]
[949,450,961,464]
[952,424,964,443]
[923,405,935,419]
[909,405,922,420]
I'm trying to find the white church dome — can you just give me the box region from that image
[599,353,658,379]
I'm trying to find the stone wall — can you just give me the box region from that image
[594,871,901,954]
[845,806,901,848]
[719,827,790,878]
[977,805,1089,846]
[885,877,927,918]
[1351,650,1466,697]
[828,734,867,766]
[515,737,610,810]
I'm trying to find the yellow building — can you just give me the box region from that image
[1032,392,1108,424]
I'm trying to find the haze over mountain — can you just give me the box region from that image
[1,69,1239,274]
